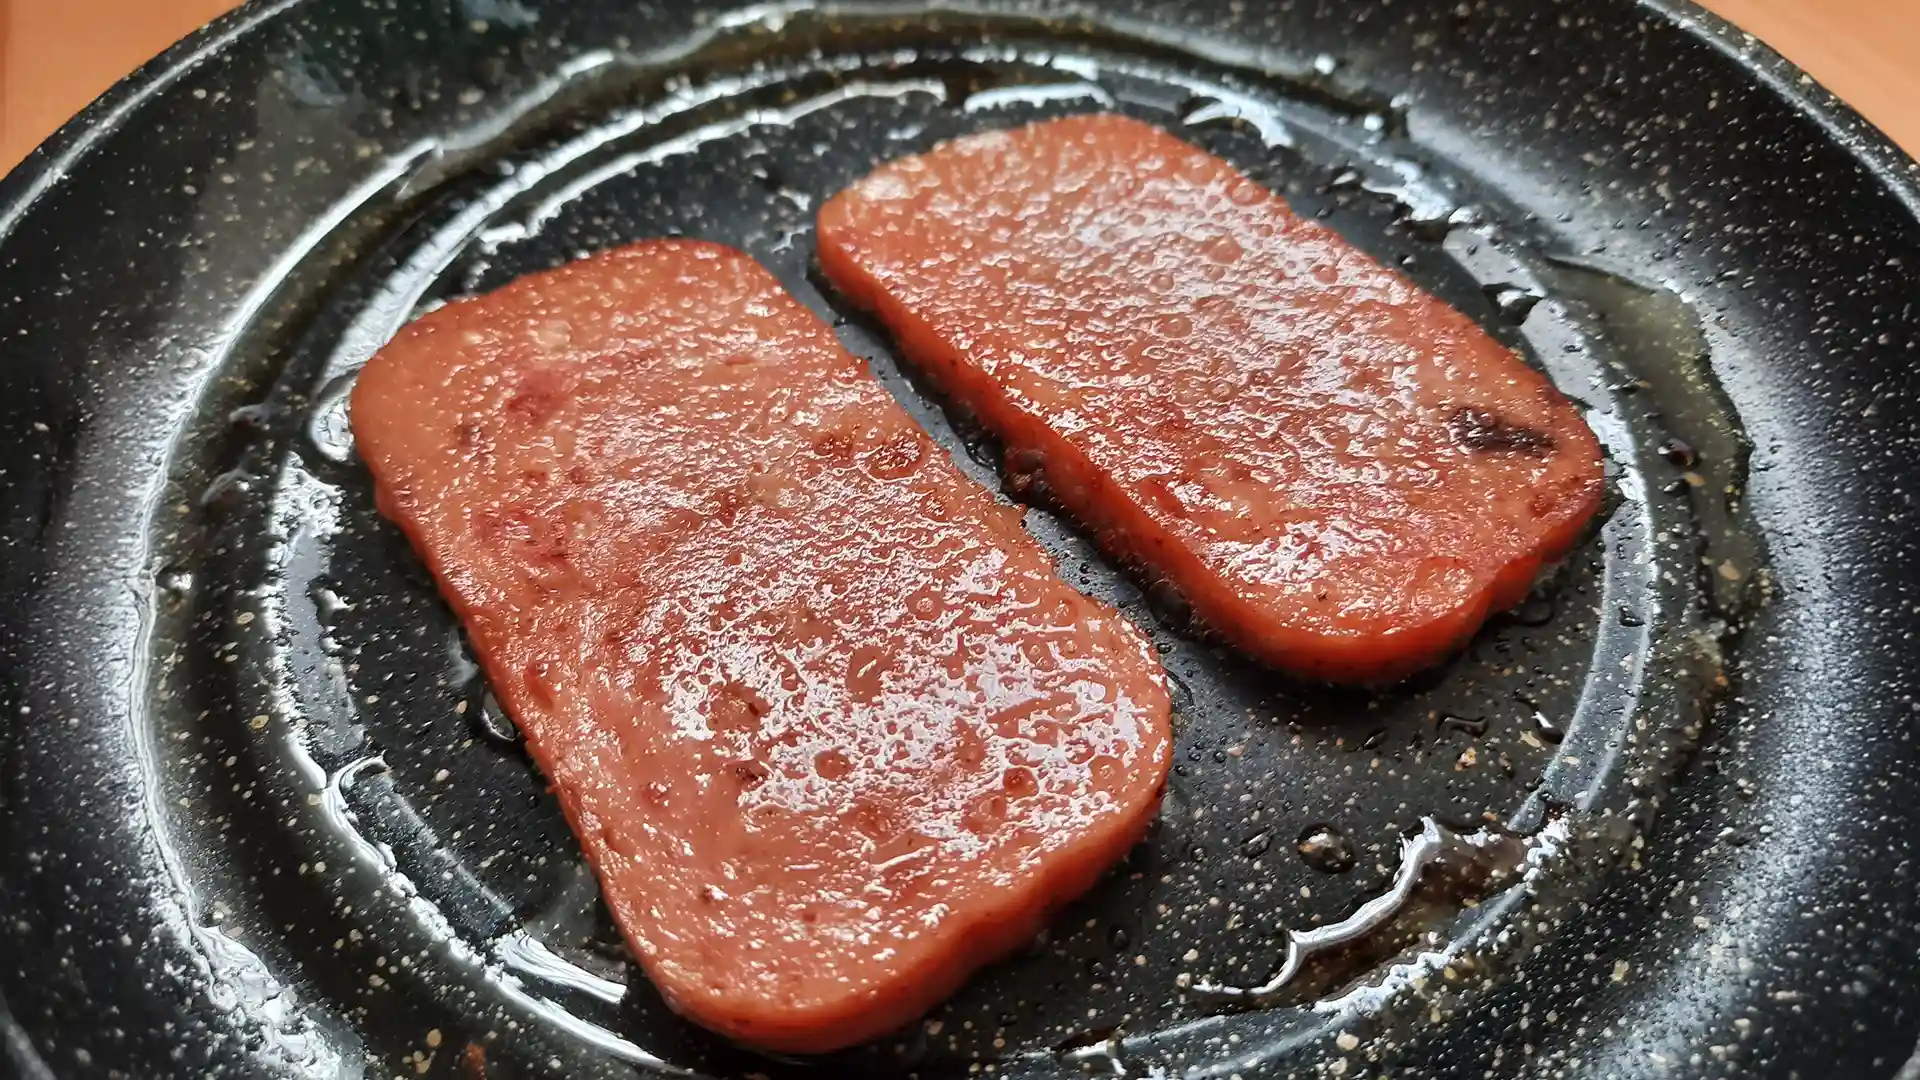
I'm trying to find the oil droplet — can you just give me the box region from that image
[156,565,195,600]
[1203,234,1244,265]
[1296,823,1357,873]
[1106,925,1131,951]
[313,586,353,622]
[1343,159,1458,240]
[815,750,853,781]
[476,692,519,743]
[1659,438,1698,468]
[1436,714,1489,738]
[1484,283,1544,324]
[1054,1027,1132,1076]
[306,372,359,465]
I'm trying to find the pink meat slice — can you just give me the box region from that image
[349,240,1171,1052]
[817,113,1605,682]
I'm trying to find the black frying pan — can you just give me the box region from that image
[2,0,1917,1077]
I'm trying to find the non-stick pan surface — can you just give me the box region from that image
[2,1,1917,1077]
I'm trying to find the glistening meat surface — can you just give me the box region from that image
[818,114,1604,682]
[349,240,1171,1053]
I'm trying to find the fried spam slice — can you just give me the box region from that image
[351,240,1171,1052]
[818,114,1603,681]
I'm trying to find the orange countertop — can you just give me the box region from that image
[2,0,1917,172]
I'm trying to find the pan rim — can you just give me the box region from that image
[2,0,1918,247]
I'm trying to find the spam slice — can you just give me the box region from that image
[818,114,1604,682]
[349,240,1171,1052]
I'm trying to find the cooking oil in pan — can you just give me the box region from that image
[136,6,1772,1076]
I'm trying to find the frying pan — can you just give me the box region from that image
[2,0,1916,1076]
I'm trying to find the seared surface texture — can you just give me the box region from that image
[351,240,1171,1052]
[819,114,1604,681]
